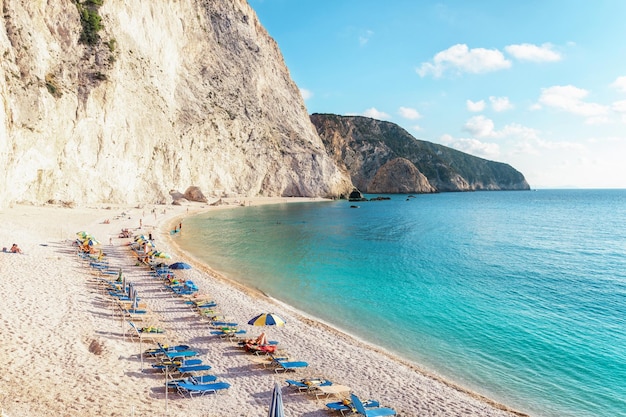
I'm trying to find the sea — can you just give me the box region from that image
[177,189,626,417]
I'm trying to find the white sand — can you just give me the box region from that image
[0,199,528,417]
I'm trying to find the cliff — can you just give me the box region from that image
[311,114,530,193]
[0,0,352,207]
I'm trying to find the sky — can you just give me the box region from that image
[248,0,626,189]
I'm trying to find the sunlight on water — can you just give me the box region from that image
[179,190,626,417]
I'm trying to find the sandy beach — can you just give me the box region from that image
[0,199,527,417]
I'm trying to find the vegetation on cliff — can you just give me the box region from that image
[75,0,104,46]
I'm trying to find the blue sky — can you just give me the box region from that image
[248,0,626,189]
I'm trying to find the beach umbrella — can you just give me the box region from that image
[169,262,191,270]
[132,291,139,310]
[76,231,90,239]
[85,238,100,246]
[148,250,170,259]
[248,313,286,327]
[268,381,284,417]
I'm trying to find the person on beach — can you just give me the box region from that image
[243,332,268,346]
[10,243,22,254]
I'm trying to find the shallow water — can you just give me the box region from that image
[178,190,626,417]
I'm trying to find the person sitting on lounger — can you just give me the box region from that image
[10,243,22,254]
[243,332,269,346]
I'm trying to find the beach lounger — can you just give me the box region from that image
[350,393,396,416]
[146,343,197,360]
[166,374,218,388]
[152,358,204,371]
[145,344,190,357]
[272,358,309,373]
[245,343,278,355]
[176,364,213,376]
[326,399,380,416]
[210,328,246,339]
[175,381,231,398]
[192,301,218,309]
[127,321,167,343]
[286,378,332,393]
[189,374,218,384]
[285,379,310,392]
[210,321,239,327]
[164,350,198,360]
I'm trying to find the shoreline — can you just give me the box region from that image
[0,199,529,416]
[163,198,529,417]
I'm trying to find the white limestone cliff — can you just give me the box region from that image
[0,0,352,207]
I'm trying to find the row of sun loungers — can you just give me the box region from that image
[78,230,395,413]
[146,343,231,398]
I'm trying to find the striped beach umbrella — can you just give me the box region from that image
[248,313,286,327]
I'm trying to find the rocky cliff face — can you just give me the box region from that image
[0,0,352,207]
[311,114,530,193]
[368,157,436,194]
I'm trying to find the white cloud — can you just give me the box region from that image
[463,115,539,140]
[537,85,609,118]
[362,107,390,119]
[504,43,562,62]
[489,96,513,112]
[466,99,486,112]
[612,100,626,113]
[416,44,511,78]
[411,124,422,132]
[398,106,422,120]
[440,134,500,158]
[608,99,626,124]
[359,30,374,46]
[611,76,626,93]
[463,115,495,138]
[584,116,611,125]
[300,88,312,100]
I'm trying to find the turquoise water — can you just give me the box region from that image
[178,190,626,417]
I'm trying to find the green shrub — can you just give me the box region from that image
[106,38,116,52]
[76,1,103,46]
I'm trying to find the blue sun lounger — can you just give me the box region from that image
[210,329,246,338]
[153,358,203,371]
[326,399,380,416]
[286,378,332,392]
[145,344,190,357]
[350,393,396,416]
[167,374,218,388]
[175,381,231,398]
[176,364,213,376]
[272,359,309,373]
[164,350,198,359]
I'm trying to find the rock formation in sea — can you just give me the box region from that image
[0,0,352,207]
[311,113,531,193]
